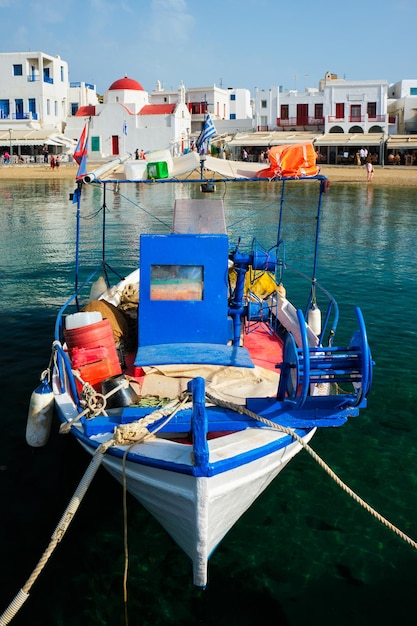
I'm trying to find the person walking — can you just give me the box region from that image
[366,159,374,182]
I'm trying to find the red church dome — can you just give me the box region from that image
[109,76,144,91]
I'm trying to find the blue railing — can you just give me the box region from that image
[11,112,38,120]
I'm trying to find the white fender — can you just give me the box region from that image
[26,379,55,447]
[308,304,322,337]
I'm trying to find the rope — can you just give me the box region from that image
[112,393,191,446]
[205,391,417,551]
[0,442,112,626]
[0,392,189,625]
[59,375,131,434]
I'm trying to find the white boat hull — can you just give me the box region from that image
[68,415,315,587]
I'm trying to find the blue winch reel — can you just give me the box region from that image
[278,307,373,408]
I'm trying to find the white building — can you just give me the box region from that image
[65,76,192,158]
[252,73,388,135]
[69,81,99,116]
[150,82,253,136]
[0,51,75,158]
[246,73,390,164]
[387,79,417,134]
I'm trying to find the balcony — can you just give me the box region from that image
[328,114,387,124]
[276,116,324,127]
[9,112,38,121]
[368,114,386,123]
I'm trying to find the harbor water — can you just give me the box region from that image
[0,177,416,625]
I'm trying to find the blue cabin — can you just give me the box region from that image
[134,199,253,369]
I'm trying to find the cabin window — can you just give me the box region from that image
[150,265,204,300]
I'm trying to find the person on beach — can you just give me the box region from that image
[55,155,60,169]
[50,155,55,170]
[366,159,374,182]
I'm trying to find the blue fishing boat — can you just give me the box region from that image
[28,145,373,590]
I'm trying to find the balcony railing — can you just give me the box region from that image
[276,116,324,127]
[328,114,387,124]
[27,74,40,82]
[368,114,386,123]
[7,112,38,121]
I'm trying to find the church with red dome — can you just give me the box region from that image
[66,75,191,159]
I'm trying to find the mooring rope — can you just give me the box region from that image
[205,391,417,551]
[0,441,112,626]
[0,393,191,625]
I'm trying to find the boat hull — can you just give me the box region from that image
[70,420,315,587]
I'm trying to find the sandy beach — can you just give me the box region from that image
[1,162,417,186]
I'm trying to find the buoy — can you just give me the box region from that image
[308,304,322,336]
[26,378,55,447]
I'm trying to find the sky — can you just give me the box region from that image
[0,0,416,96]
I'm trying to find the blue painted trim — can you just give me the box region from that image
[189,377,209,471]
[134,342,254,368]
[68,423,308,478]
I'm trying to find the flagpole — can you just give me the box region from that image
[72,120,90,308]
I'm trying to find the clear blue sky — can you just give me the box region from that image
[0,0,415,96]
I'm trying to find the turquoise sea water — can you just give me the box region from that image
[0,177,417,625]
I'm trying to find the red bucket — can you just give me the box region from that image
[64,319,121,386]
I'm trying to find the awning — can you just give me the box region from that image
[228,131,318,147]
[314,132,385,147]
[386,135,417,150]
[0,129,75,148]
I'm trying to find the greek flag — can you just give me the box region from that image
[123,121,128,136]
[196,114,216,153]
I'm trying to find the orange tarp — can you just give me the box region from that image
[257,143,319,179]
